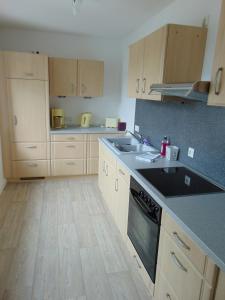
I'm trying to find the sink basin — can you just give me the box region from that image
[106,136,159,154]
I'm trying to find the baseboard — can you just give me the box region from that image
[0,178,6,195]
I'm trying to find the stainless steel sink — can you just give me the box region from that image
[106,136,159,155]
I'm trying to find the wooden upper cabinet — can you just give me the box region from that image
[128,24,207,101]
[3,51,48,80]
[78,59,104,97]
[208,0,225,107]
[128,39,145,98]
[49,58,77,96]
[7,79,49,143]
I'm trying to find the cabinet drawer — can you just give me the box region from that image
[87,158,98,174]
[163,212,206,274]
[51,134,86,142]
[155,274,178,300]
[51,159,85,176]
[3,52,48,80]
[12,160,50,178]
[12,142,49,160]
[88,141,99,158]
[117,162,130,184]
[51,142,86,159]
[160,231,203,300]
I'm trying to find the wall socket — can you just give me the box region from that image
[188,147,195,158]
[134,124,140,132]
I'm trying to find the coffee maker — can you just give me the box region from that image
[51,108,65,129]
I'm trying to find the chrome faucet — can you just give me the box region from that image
[126,130,146,144]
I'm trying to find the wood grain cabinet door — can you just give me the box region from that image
[78,59,104,97]
[49,57,77,96]
[7,79,48,143]
[4,52,48,80]
[128,39,145,99]
[208,0,225,106]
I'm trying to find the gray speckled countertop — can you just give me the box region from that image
[50,126,124,134]
[100,137,225,273]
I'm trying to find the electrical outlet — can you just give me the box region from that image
[188,147,195,158]
[134,124,140,132]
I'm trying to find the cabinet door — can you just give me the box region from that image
[208,0,225,106]
[142,27,167,100]
[7,79,48,142]
[49,58,77,96]
[214,270,225,300]
[128,39,145,98]
[78,60,104,97]
[4,52,48,80]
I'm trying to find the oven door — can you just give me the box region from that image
[127,188,160,283]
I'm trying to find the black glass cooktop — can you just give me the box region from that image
[137,167,224,197]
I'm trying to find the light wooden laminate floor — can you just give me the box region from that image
[0,176,152,300]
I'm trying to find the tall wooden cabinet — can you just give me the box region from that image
[208,0,225,106]
[49,57,104,97]
[0,51,50,179]
[128,24,207,100]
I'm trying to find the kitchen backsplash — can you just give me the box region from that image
[135,99,225,187]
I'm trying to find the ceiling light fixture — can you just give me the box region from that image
[72,0,83,16]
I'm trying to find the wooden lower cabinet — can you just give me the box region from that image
[154,274,178,300]
[51,141,86,159]
[12,160,50,178]
[51,159,85,176]
[214,270,225,300]
[11,142,49,160]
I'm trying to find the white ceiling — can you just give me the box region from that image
[0,0,173,38]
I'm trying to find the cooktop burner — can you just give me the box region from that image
[137,167,224,197]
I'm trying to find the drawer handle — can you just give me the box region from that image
[25,146,37,149]
[14,115,18,126]
[136,79,140,93]
[214,67,223,95]
[133,255,142,269]
[102,161,106,173]
[28,163,38,167]
[24,72,34,77]
[105,164,108,176]
[115,178,118,192]
[66,145,76,148]
[173,232,190,251]
[67,137,76,141]
[119,169,125,176]
[66,162,76,166]
[170,252,187,273]
[142,78,146,93]
[166,293,172,300]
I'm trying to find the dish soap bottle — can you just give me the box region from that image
[161,136,170,156]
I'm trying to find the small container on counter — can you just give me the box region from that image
[160,136,170,156]
[117,122,126,131]
[166,146,179,161]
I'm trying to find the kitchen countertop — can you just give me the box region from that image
[50,126,124,134]
[100,137,225,273]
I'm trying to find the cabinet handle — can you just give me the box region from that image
[133,255,142,269]
[115,178,118,192]
[66,162,76,166]
[119,168,125,176]
[14,115,18,126]
[214,67,223,95]
[67,137,76,141]
[102,161,106,173]
[24,72,34,77]
[71,83,75,94]
[27,163,38,167]
[166,293,172,300]
[25,146,37,149]
[81,83,87,94]
[136,79,140,93]
[172,232,190,251]
[170,252,187,272]
[105,164,108,176]
[142,78,146,93]
[66,145,76,148]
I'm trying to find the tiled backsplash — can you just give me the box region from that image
[135,99,225,187]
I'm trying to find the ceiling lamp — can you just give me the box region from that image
[72,0,83,15]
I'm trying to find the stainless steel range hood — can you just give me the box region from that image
[149,81,210,102]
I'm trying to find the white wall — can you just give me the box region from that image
[0,29,123,125]
[0,138,6,193]
[118,0,222,131]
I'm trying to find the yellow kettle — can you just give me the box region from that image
[80,112,92,128]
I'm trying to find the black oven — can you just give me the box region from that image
[128,177,162,283]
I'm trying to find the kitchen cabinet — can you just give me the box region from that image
[208,0,225,106]
[49,57,77,96]
[128,24,207,100]
[7,79,49,143]
[155,211,218,300]
[214,269,225,300]
[3,51,48,80]
[78,59,104,97]
[48,57,104,97]
[12,160,50,178]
